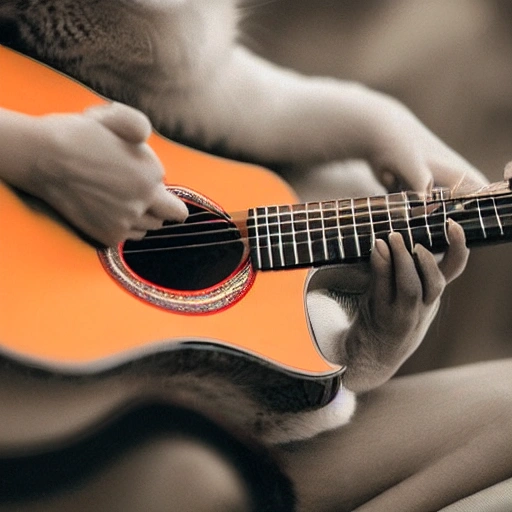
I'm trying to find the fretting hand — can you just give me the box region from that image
[308,220,469,393]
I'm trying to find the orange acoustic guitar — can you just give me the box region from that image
[1,46,512,456]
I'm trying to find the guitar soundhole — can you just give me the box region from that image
[100,187,254,314]
[122,203,245,291]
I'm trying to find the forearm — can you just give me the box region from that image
[0,108,44,193]
[149,45,486,192]
[152,46,388,166]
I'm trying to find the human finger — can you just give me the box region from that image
[388,232,422,302]
[125,229,149,241]
[370,238,393,304]
[438,219,469,284]
[133,213,165,232]
[84,102,152,144]
[413,244,445,304]
[148,184,189,222]
[84,226,127,248]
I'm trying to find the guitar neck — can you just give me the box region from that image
[247,181,512,270]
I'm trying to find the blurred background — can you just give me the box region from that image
[242,0,512,374]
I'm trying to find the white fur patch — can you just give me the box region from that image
[263,388,357,445]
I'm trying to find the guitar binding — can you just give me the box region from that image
[99,186,255,314]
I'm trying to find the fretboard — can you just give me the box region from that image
[246,184,512,271]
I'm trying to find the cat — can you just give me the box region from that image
[0,0,484,444]
[0,0,363,444]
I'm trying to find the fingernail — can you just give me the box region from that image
[412,243,426,257]
[374,238,388,259]
[388,231,402,245]
[446,218,456,236]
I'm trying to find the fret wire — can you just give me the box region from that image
[320,203,329,260]
[492,197,504,236]
[305,203,314,263]
[250,209,262,269]
[424,195,433,247]
[290,207,299,265]
[402,191,414,249]
[366,196,375,248]
[276,205,285,266]
[385,194,394,233]
[350,198,362,257]
[264,206,274,268]
[476,197,488,239]
[336,199,345,259]
[441,199,449,242]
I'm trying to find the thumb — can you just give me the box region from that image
[149,184,189,222]
[84,102,152,144]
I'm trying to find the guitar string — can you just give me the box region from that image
[246,194,512,224]
[121,209,512,255]
[132,200,512,251]
[176,187,506,219]
[148,194,512,241]
[139,198,510,242]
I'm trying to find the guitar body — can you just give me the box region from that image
[0,46,342,454]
